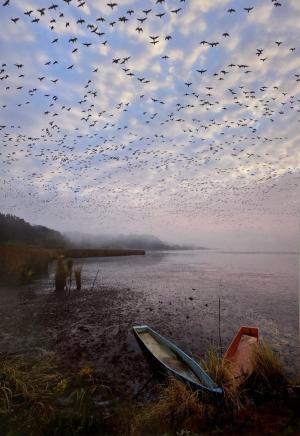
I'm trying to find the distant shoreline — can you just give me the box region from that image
[59,248,145,258]
[213,250,299,255]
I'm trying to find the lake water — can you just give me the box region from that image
[66,250,299,375]
[0,250,299,386]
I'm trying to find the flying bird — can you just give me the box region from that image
[48,4,59,10]
[107,2,117,9]
[171,8,181,14]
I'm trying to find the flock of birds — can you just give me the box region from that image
[0,0,299,235]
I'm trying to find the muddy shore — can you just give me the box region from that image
[0,250,298,402]
[0,284,207,400]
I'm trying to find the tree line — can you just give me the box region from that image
[0,212,65,247]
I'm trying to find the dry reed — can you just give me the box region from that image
[248,341,287,394]
[0,245,55,284]
[131,378,206,435]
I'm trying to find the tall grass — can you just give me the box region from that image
[0,245,56,284]
[60,248,145,258]
[0,246,143,285]
[201,349,232,388]
[248,342,287,394]
[0,343,295,435]
[201,349,242,410]
[0,353,110,435]
[131,378,206,435]
[0,351,61,433]
[131,342,291,435]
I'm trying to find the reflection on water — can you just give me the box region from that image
[61,250,299,373]
[0,250,299,376]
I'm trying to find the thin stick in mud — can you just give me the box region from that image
[218,295,222,353]
[91,269,100,291]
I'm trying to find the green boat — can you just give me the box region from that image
[133,325,223,396]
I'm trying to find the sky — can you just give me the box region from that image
[0,0,300,250]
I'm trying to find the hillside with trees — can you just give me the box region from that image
[0,213,65,248]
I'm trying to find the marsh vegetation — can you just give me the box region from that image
[0,249,298,434]
[0,344,298,435]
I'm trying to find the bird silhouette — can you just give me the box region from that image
[171,8,181,14]
[107,2,118,9]
[0,0,298,245]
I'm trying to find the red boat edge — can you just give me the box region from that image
[223,326,260,385]
[224,326,259,361]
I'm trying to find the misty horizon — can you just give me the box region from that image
[1,210,298,253]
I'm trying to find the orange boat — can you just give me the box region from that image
[223,326,259,386]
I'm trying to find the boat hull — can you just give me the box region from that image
[223,326,259,386]
[133,325,223,397]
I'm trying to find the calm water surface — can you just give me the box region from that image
[71,250,299,374]
[1,250,299,378]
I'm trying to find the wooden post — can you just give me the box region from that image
[91,269,99,292]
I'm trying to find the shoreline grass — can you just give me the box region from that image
[0,245,145,285]
[0,343,298,435]
[131,343,299,435]
[0,246,56,284]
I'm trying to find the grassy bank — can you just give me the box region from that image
[0,246,57,284]
[57,248,145,258]
[0,351,112,436]
[0,246,145,284]
[0,345,298,435]
[132,345,299,435]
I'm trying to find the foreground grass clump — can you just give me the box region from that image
[0,351,61,433]
[247,341,287,395]
[131,343,297,435]
[131,351,238,435]
[131,378,206,435]
[0,344,297,435]
[0,353,110,436]
[201,349,232,388]
[201,349,241,409]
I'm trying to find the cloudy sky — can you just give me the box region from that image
[0,0,300,250]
